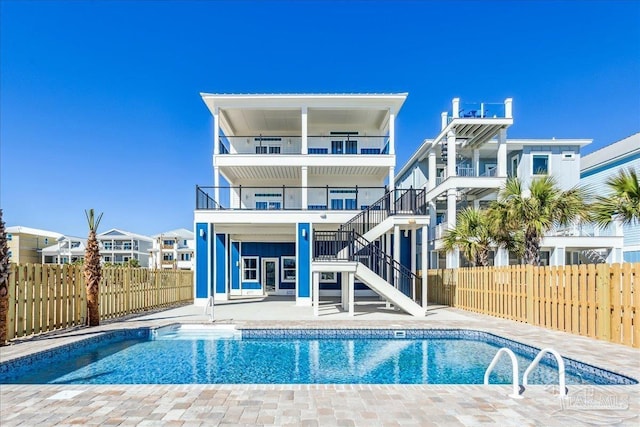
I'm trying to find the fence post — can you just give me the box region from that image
[596,263,611,342]
[6,264,17,341]
[526,265,534,324]
[125,267,131,316]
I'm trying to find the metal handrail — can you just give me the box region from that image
[313,230,419,302]
[484,348,523,399]
[522,348,567,397]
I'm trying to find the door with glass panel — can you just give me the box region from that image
[262,258,279,293]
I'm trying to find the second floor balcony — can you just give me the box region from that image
[218,135,390,156]
[196,185,387,211]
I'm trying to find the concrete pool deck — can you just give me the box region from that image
[1,296,639,426]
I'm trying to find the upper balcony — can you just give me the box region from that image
[196,185,387,211]
[217,135,390,156]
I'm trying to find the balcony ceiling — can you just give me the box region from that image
[220,165,388,181]
[453,123,506,149]
[220,108,389,135]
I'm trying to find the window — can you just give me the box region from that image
[180,253,191,261]
[242,257,258,281]
[103,242,113,250]
[331,140,344,154]
[308,148,328,154]
[255,193,282,210]
[104,256,111,262]
[7,250,12,259]
[124,242,132,250]
[163,240,174,246]
[255,146,268,154]
[562,151,575,160]
[320,272,336,282]
[7,234,12,241]
[345,140,357,154]
[269,146,281,154]
[532,154,549,175]
[360,148,380,154]
[281,257,296,282]
[163,253,174,261]
[330,189,356,210]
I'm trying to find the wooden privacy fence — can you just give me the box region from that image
[427,263,639,348]
[6,264,194,340]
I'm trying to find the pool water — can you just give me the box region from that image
[0,328,635,385]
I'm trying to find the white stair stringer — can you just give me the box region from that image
[354,263,425,317]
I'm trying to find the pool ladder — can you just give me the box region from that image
[484,347,567,399]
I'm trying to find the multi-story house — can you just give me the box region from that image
[97,229,153,267]
[195,93,429,316]
[6,226,63,264]
[396,98,624,268]
[150,228,194,270]
[581,132,640,263]
[41,236,87,264]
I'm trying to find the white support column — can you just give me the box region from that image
[301,106,308,155]
[394,225,401,288]
[441,112,448,130]
[388,166,395,190]
[301,166,308,209]
[447,131,456,178]
[495,247,509,267]
[340,272,346,309]
[497,129,507,177]
[410,229,416,300]
[505,98,513,119]
[446,188,458,269]
[452,98,460,118]
[551,247,565,267]
[313,271,320,316]
[388,111,395,155]
[214,166,220,206]
[213,107,220,156]
[348,272,355,316]
[428,151,436,191]
[421,225,428,310]
[473,149,480,177]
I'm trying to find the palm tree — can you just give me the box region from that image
[84,209,103,326]
[442,208,493,267]
[0,210,10,344]
[491,176,588,266]
[591,168,640,227]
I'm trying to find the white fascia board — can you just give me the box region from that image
[423,177,505,202]
[201,93,408,114]
[215,154,395,168]
[195,210,357,225]
[540,236,624,249]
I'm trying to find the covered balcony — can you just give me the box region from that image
[196,185,387,211]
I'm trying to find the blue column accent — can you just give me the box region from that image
[195,223,209,299]
[215,234,227,295]
[297,223,311,298]
[231,241,240,291]
[401,232,411,271]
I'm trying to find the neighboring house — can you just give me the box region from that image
[41,236,87,264]
[97,229,153,267]
[195,93,429,316]
[396,98,624,268]
[150,228,195,270]
[6,226,63,264]
[581,132,640,263]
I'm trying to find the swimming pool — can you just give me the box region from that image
[0,326,636,386]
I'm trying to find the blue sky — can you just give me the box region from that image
[1,0,639,237]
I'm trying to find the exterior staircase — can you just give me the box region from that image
[314,189,429,317]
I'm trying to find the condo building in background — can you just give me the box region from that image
[149,228,195,270]
[97,229,154,266]
[6,226,63,264]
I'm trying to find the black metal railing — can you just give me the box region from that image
[339,188,428,236]
[195,185,386,210]
[313,230,418,300]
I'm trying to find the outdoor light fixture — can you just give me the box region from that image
[199,229,206,238]
[301,229,307,238]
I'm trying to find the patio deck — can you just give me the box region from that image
[1,297,638,426]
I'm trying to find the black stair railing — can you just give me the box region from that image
[339,188,427,236]
[313,230,418,301]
